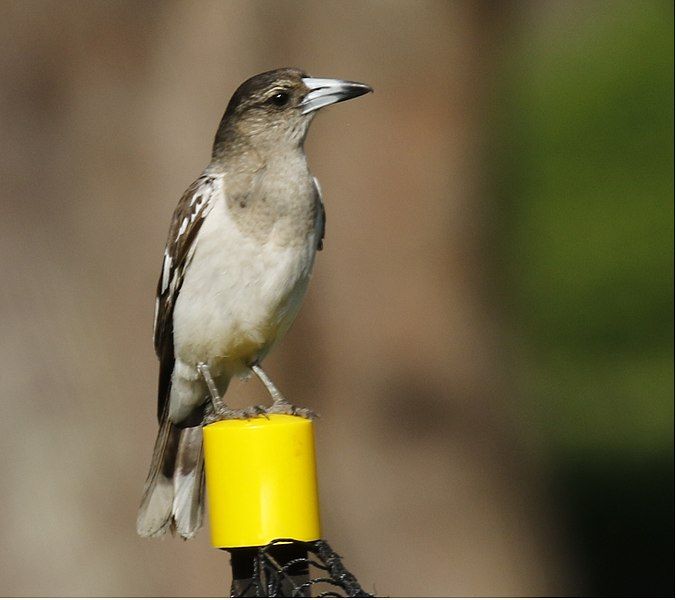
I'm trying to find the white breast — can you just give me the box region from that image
[172,178,318,378]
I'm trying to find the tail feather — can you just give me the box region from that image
[137,419,205,539]
[172,426,205,539]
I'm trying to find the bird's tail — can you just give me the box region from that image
[136,418,205,539]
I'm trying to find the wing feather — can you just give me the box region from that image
[154,175,216,421]
[313,176,326,251]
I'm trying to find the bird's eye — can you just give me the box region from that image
[268,92,290,107]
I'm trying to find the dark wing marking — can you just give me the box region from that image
[317,202,326,251]
[313,176,326,251]
[153,175,215,421]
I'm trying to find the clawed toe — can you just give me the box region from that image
[245,405,268,418]
[204,404,268,423]
[289,406,318,419]
[266,401,318,420]
[203,399,317,424]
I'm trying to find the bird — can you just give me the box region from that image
[136,68,372,540]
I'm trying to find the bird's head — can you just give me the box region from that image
[212,67,372,160]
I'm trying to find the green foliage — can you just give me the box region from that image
[501,1,674,455]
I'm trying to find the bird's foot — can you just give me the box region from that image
[204,404,267,424]
[265,399,318,420]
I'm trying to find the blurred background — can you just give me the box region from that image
[0,0,673,596]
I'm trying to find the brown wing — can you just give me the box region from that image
[153,174,216,422]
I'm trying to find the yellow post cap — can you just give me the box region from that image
[203,414,321,548]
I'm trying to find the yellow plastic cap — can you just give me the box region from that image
[203,414,321,548]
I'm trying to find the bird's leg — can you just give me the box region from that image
[250,364,286,403]
[250,363,317,419]
[197,362,266,422]
[197,362,225,412]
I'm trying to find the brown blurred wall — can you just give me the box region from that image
[0,1,568,595]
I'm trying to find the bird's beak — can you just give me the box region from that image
[301,78,373,115]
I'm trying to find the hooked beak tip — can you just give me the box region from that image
[301,77,373,114]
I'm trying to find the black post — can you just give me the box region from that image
[228,542,310,597]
